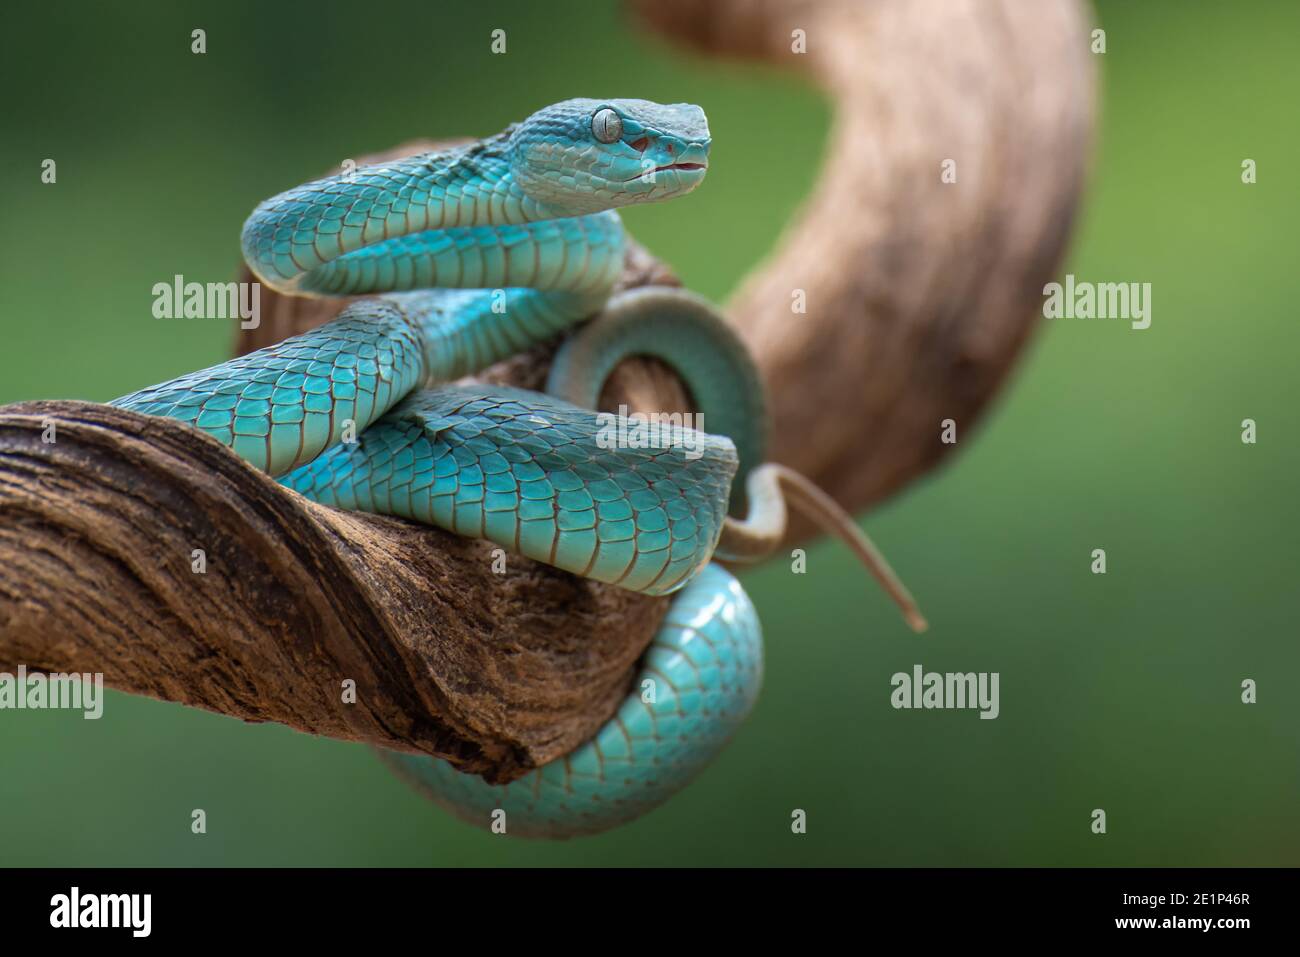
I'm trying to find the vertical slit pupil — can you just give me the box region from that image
[594,110,621,143]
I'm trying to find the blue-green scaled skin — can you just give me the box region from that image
[381,564,761,837]
[112,99,769,838]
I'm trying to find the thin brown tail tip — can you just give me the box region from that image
[905,610,929,634]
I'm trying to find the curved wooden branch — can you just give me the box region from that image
[0,401,660,782]
[0,0,1093,781]
[632,0,1096,532]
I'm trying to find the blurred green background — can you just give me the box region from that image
[1,0,1296,866]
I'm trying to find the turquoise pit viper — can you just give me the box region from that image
[111,99,925,838]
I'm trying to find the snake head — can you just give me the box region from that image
[509,98,710,214]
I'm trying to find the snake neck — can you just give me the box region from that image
[239,132,628,379]
[240,132,582,298]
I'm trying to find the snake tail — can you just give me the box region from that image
[719,464,928,633]
[547,286,926,632]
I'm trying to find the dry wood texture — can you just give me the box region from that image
[0,0,1093,781]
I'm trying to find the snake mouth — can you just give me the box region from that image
[623,162,707,182]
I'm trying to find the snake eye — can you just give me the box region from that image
[591,108,623,144]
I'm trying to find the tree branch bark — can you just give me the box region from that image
[631,0,1096,532]
[0,0,1094,782]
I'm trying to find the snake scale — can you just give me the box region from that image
[111,99,923,838]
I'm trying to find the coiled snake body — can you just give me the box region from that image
[113,99,921,838]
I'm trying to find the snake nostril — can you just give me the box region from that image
[665,143,675,155]
[629,136,649,152]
